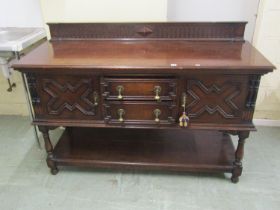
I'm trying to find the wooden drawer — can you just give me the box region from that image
[104,101,177,125]
[101,77,177,101]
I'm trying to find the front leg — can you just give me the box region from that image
[231,131,250,183]
[38,126,58,175]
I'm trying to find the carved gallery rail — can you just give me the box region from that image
[12,22,275,183]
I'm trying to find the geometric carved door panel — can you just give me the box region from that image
[185,75,248,124]
[34,75,101,120]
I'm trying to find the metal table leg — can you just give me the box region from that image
[21,73,41,149]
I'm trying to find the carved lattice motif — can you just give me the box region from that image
[49,23,245,41]
[43,79,96,116]
[186,80,240,119]
[26,73,40,104]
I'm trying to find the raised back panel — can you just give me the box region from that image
[48,22,246,41]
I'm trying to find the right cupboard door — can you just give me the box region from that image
[184,75,252,124]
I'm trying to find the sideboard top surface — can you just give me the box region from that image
[13,40,274,73]
[12,22,275,73]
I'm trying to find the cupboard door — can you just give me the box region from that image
[27,73,101,120]
[184,75,249,124]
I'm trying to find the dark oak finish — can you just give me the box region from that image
[48,22,246,41]
[12,22,275,183]
[33,74,101,120]
[38,126,58,175]
[101,77,177,101]
[184,74,249,124]
[52,128,235,173]
[12,41,273,74]
[103,101,176,125]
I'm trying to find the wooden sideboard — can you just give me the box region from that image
[12,22,275,183]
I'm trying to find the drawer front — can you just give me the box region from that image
[101,77,177,101]
[27,73,102,120]
[184,75,249,124]
[104,101,177,125]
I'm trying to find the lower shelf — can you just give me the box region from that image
[52,128,235,173]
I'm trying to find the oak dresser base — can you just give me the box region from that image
[38,126,249,183]
[13,22,275,183]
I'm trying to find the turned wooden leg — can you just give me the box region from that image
[38,126,58,175]
[231,131,250,183]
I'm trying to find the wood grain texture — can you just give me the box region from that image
[42,78,97,116]
[101,77,177,101]
[184,75,248,124]
[48,22,246,41]
[52,128,235,173]
[26,73,40,105]
[34,74,102,120]
[12,23,276,182]
[12,41,274,73]
[103,101,176,125]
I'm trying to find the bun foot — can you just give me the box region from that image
[51,168,59,175]
[231,176,239,183]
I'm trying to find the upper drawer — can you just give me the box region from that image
[101,77,177,101]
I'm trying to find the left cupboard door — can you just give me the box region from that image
[26,73,102,121]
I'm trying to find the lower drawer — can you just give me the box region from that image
[104,101,177,125]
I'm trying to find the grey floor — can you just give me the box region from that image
[0,116,280,210]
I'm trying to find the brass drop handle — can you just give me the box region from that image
[117,109,125,122]
[116,85,124,100]
[153,109,161,122]
[93,91,98,106]
[179,92,189,127]
[154,86,161,101]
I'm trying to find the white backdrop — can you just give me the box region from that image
[167,0,260,42]
[0,0,259,41]
[0,0,43,27]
